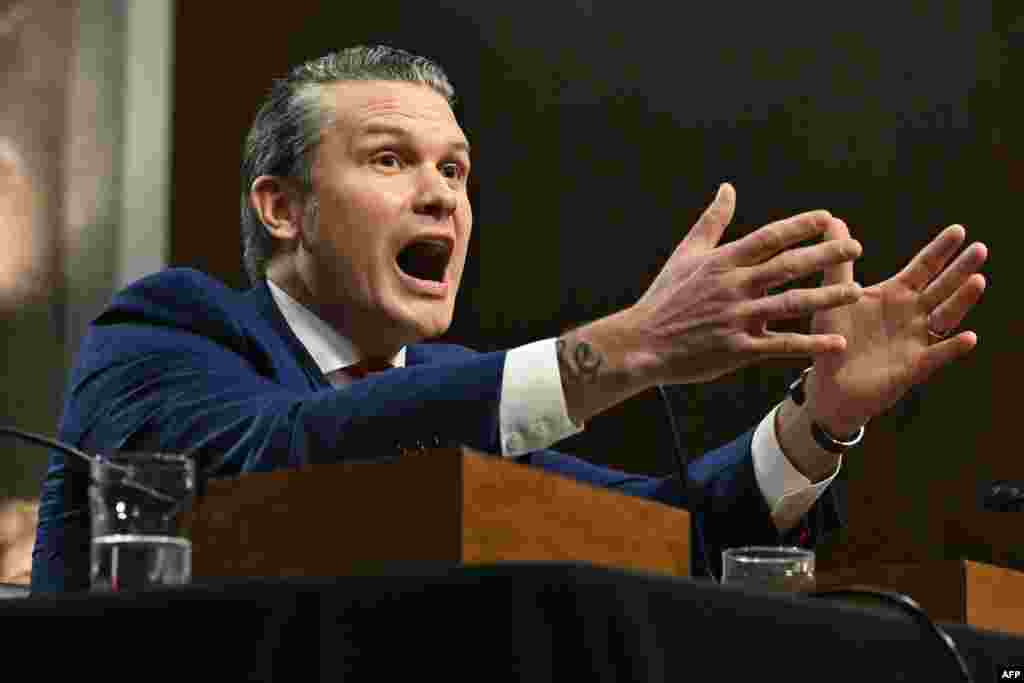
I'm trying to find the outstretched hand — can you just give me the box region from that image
[805,222,988,436]
[633,183,863,386]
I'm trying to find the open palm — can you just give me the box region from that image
[806,222,987,436]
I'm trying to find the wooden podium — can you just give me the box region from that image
[181,444,1024,636]
[183,446,691,581]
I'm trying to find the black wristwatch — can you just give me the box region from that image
[788,367,865,454]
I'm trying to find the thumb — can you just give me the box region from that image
[679,182,736,253]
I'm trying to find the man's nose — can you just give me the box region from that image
[412,170,458,221]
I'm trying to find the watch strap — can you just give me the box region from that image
[788,368,864,453]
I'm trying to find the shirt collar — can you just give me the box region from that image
[266,279,406,375]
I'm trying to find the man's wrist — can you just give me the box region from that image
[793,367,867,441]
[500,340,585,456]
[776,392,844,483]
[557,309,655,425]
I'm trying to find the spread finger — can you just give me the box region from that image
[735,283,862,323]
[724,210,833,266]
[744,238,861,292]
[896,225,966,292]
[748,331,848,357]
[926,273,986,335]
[921,242,988,312]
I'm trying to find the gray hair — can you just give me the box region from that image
[240,45,457,284]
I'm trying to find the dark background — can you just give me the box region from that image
[172,1,1019,570]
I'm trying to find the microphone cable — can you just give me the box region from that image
[0,427,188,504]
[656,385,717,581]
[0,427,95,468]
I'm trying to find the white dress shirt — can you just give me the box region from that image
[268,281,839,531]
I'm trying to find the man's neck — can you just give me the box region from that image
[264,268,409,361]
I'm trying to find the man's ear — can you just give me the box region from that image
[250,176,306,241]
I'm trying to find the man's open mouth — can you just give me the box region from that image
[396,239,452,283]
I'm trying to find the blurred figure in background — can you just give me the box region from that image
[0,137,44,588]
[0,138,45,309]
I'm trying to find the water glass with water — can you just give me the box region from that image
[88,452,195,592]
[721,546,815,593]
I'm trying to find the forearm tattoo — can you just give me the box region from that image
[556,337,603,385]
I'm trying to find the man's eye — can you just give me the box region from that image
[441,162,465,180]
[374,153,402,169]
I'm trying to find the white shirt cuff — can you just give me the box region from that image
[752,402,842,532]
[500,338,584,457]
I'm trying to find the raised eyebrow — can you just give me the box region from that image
[358,125,471,157]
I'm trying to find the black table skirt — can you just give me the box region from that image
[5,562,1022,682]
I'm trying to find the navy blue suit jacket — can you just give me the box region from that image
[32,268,843,592]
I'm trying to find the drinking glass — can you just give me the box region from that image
[88,452,195,592]
[721,546,815,593]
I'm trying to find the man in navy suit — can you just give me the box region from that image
[31,46,988,593]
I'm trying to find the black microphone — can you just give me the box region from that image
[981,480,1024,512]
